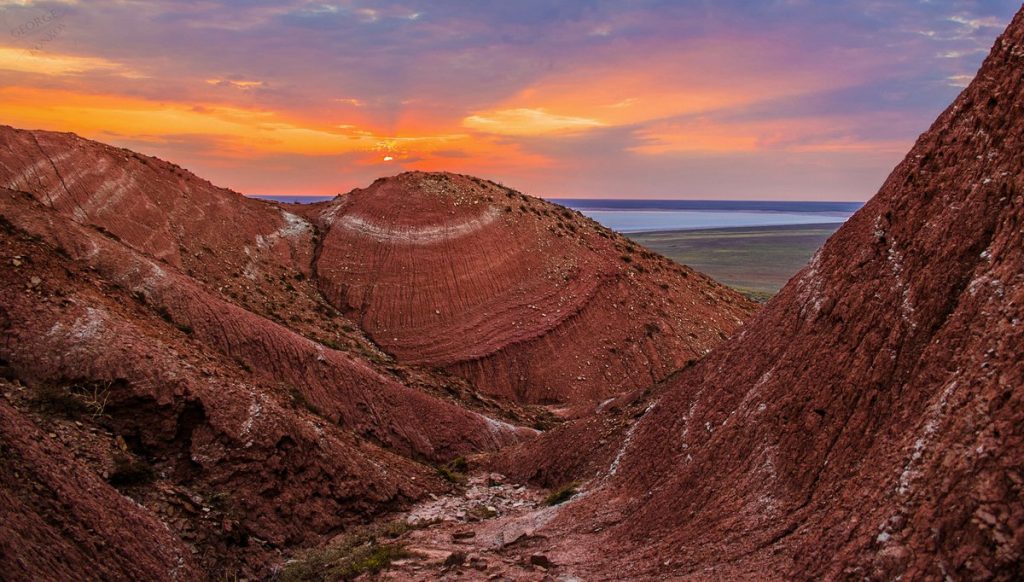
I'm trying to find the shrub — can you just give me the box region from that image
[543,482,578,506]
[279,521,417,582]
[436,465,465,484]
[32,385,89,418]
[447,456,469,473]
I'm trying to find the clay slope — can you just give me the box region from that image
[525,9,1024,580]
[0,133,543,576]
[0,186,535,576]
[312,172,755,404]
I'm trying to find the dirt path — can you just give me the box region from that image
[382,474,582,581]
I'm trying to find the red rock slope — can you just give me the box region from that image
[0,187,519,576]
[313,172,755,404]
[0,131,537,576]
[528,9,1024,580]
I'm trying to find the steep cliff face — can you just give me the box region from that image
[313,172,754,404]
[527,9,1024,580]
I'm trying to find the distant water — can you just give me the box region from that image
[250,195,335,204]
[248,195,862,233]
[552,199,861,233]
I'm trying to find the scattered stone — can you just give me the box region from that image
[443,551,466,568]
[452,530,476,540]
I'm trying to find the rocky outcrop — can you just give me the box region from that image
[0,392,199,581]
[520,8,1024,580]
[314,172,754,404]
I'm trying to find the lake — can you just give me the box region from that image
[550,199,861,233]
[250,196,861,233]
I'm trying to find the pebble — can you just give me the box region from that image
[443,551,466,568]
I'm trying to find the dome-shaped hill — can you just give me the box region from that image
[312,171,756,404]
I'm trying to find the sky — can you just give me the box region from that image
[0,1,1019,200]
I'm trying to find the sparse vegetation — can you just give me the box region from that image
[279,521,418,582]
[33,380,114,420]
[288,385,321,416]
[318,337,343,350]
[32,384,90,418]
[543,482,579,506]
[436,465,465,484]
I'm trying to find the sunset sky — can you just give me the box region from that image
[0,1,1018,200]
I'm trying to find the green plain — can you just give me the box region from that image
[628,223,841,301]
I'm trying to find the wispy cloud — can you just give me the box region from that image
[0,0,1017,199]
[464,108,605,136]
[0,46,140,77]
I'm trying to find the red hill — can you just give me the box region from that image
[313,171,754,404]
[513,8,1024,580]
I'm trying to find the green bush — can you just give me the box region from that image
[543,482,579,506]
[279,521,416,582]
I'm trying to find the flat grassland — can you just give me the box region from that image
[629,223,841,301]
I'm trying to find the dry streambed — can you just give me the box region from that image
[280,473,583,581]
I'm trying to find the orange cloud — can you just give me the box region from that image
[633,114,911,155]
[463,108,605,135]
[0,85,552,181]
[462,37,858,137]
[0,46,141,77]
